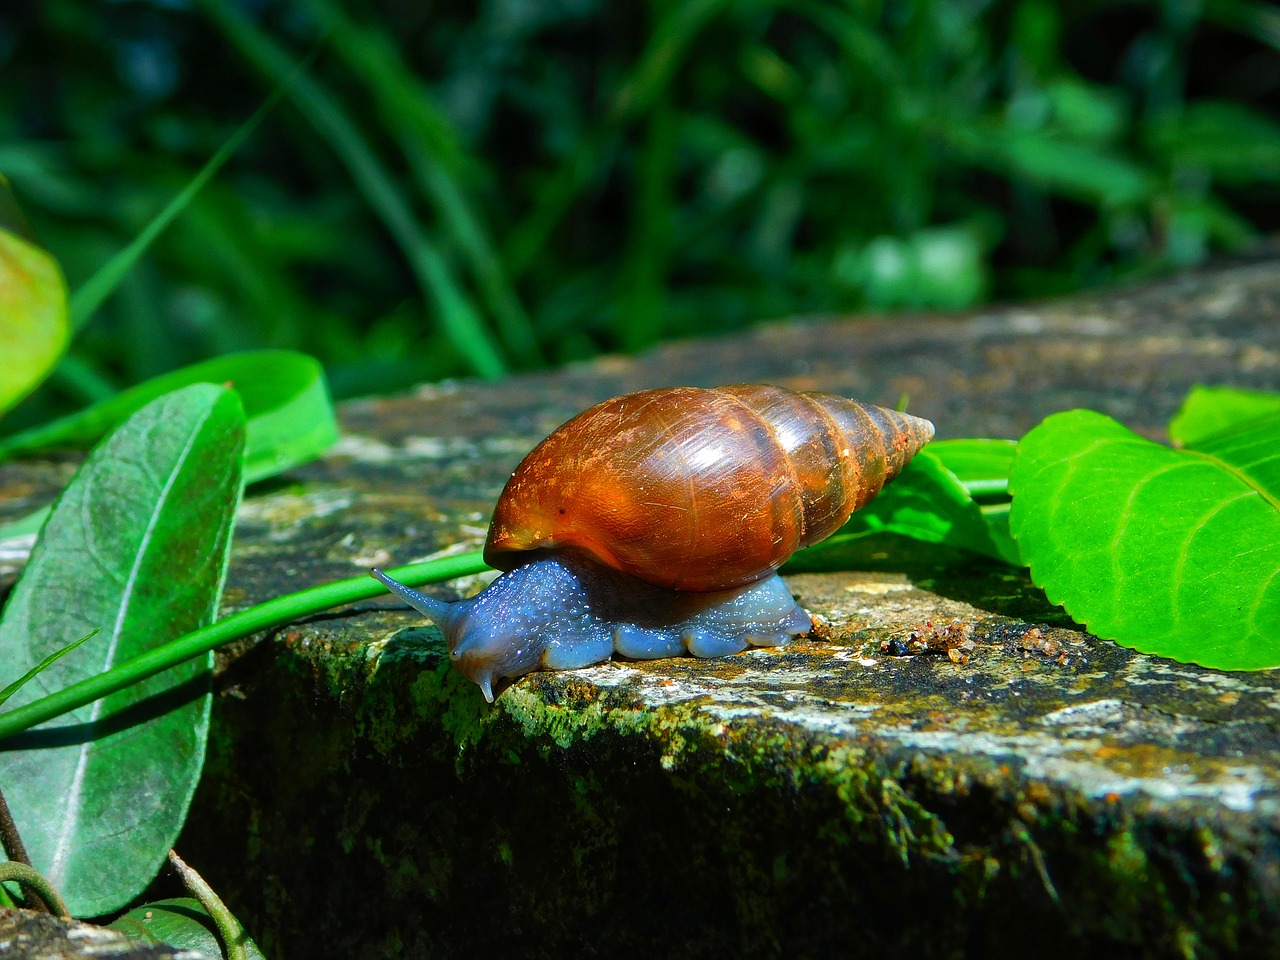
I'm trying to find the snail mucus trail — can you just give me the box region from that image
[372,384,934,701]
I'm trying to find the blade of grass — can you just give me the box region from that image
[299,0,543,365]
[405,146,542,364]
[0,629,99,708]
[198,0,507,379]
[606,0,733,125]
[0,552,490,742]
[68,83,287,333]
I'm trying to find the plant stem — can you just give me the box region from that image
[168,850,248,960]
[0,783,35,871]
[0,860,67,917]
[0,552,490,742]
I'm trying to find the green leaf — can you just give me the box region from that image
[111,898,265,960]
[1148,101,1280,185]
[789,444,1021,569]
[0,383,246,916]
[1009,409,1280,669]
[1168,385,1280,448]
[835,224,987,310]
[989,129,1152,206]
[0,504,49,544]
[929,437,1016,498]
[0,628,98,708]
[929,439,1019,562]
[0,226,69,415]
[0,350,336,483]
[1046,78,1128,144]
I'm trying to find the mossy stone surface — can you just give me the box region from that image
[0,908,208,959]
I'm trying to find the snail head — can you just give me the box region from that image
[370,567,549,702]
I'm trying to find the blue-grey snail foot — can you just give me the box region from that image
[538,632,616,671]
[612,625,686,660]
[742,605,815,648]
[682,628,750,658]
[609,575,814,661]
[681,603,813,657]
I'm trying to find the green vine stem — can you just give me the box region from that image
[0,861,70,917]
[168,849,248,960]
[0,552,490,742]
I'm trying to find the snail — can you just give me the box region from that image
[373,384,933,701]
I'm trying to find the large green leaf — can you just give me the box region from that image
[1009,409,1280,669]
[1168,385,1280,447]
[0,350,335,483]
[0,226,69,415]
[0,383,245,916]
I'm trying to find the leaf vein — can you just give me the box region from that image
[1183,445,1280,514]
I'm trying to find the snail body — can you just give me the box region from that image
[374,384,933,701]
[373,550,811,702]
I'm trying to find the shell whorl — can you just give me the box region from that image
[484,385,933,591]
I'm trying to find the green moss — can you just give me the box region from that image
[491,674,962,877]
[495,841,513,868]
[1106,829,1150,887]
[354,627,494,762]
[500,683,648,752]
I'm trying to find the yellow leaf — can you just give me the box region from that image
[0,228,69,414]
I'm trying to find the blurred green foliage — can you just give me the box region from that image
[1,0,1278,413]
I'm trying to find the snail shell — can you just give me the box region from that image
[484,384,934,590]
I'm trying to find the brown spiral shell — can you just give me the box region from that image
[484,384,934,591]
